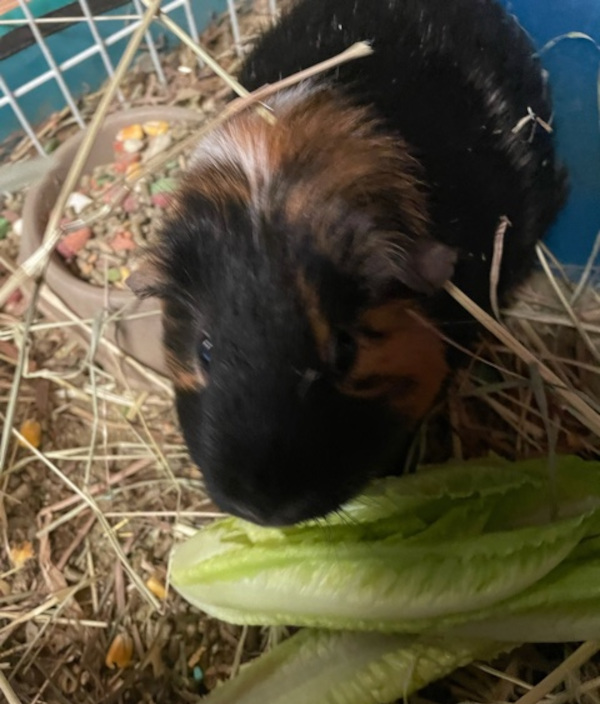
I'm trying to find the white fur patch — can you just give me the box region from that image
[189,81,318,205]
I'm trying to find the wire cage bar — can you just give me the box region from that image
[130,0,166,84]
[15,0,87,128]
[77,0,126,104]
[0,71,46,155]
[0,0,280,155]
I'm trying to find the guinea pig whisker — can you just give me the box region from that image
[316,516,345,557]
[295,367,322,398]
[334,507,361,528]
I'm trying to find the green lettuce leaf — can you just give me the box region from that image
[171,457,600,633]
[172,456,600,704]
[199,629,507,704]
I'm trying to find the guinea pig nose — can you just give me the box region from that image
[224,500,272,526]
[267,501,316,526]
[222,497,319,527]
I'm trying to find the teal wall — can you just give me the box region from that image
[1,0,73,39]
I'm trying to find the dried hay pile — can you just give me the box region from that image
[0,1,599,702]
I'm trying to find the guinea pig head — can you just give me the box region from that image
[128,86,457,526]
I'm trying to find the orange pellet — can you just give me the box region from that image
[116,123,144,142]
[18,419,42,448]
[146,575,167,600]
[125,161,142,180]
[10,541,34,568]
[143,120,169,137]
[105,633,134,669]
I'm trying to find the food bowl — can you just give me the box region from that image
[20,106,203,386]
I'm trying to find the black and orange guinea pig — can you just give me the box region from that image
[129,0,568,526]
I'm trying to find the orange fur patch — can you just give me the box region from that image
[338,301,448,422]
[161,300,207,392]
[165,348,206,392]
[179,161,252,215]
[296,271,331,359]
[182,85,429,249]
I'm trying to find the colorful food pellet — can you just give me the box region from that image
[18,419,42,448]
[43,136,61,154]
[125,161,142,180]
[122,194,139,213]
[111,231,136,252]
[105,633,134,669]
[113,139,127,156]
[0,216,9,239]
[58,120,191,289]
[146,574,167,600]
[123,138,144,154]
[101,184,122,204]
[143,120,169,136]
[113,153,141,174]
[107,267,122,283]
[66,192,93,214]
[151,193,173,209]
[9,541,34,568]
[116,123,144,141]
[56,227,92,260]
[143,132,172,161]
[1,209,20,223]
[150,177,178,195]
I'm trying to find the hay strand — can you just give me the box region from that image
[444,281,600,436]
[0,671,22,704]
[514,641,600,704]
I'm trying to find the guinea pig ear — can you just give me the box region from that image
[126,258,166,299]
[365,232,457,297]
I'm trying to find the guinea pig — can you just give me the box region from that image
[129,0,567,527]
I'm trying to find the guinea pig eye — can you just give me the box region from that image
[198,333,213,371]
[330,330,357,377]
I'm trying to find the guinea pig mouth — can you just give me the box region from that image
[208,485,362,527]
[203,434,415,528]
[175,375,417,526]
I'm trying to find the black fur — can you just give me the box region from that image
[155,189,412,524]
[144,0,567,526]
[240,0,568,330]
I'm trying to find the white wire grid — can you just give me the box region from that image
[0,0,279,156]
